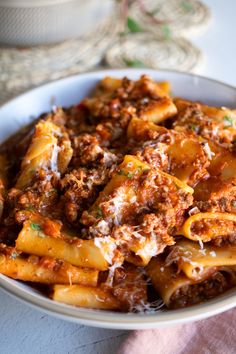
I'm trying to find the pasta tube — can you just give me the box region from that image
[139,97,177,123]
[52,285,120,310]
[127,117,167,141]
[167,240,236,281]
[146,256,234,308]
[146,257,192,306]
[127,118,209,185]
[16,120,72,189]
[0,249,98,286]
[182,212,236,242]
[16,220,109,270]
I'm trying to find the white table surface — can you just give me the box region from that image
[1,1,236,353]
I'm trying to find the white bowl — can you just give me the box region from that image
[1,69,236,329]
[0,0,113,47]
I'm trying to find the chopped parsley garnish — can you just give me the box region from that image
[123,58,146,68]
[30,223,45,237]
[127,17,143,33]
[223,115,234,128]
[25,206,36,212]
[189,124,199,133]
[118,166,145,179]
[137,166,143,174]
[95,207,103,219]
[47,188,57,197]
[127,172,134,179]
[30,223,41,231]
[118,169,127,176]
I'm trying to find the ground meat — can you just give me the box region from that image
[107,264,147,311]
[60,165,115,224]
[170,271,233,309]
[110,214,175,261]
[2,75,236,313]
[194,177,236,213]
[173,102,236,148]
[71,133,119,168]
[4,171,60,226]
[82,75,176,136]
[81,165,192,259]
[128,120,209,186]
[131,141,170,171]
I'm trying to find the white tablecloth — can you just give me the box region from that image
[1,1,236,353]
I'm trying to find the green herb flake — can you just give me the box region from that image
[118,169,127,176]
[95,207,103,219]
[136,166,143,174]
[10,252,19,260]
[223,115,234,128]
[30,223,41,231]
[127,172,134,179]
[127,17,143,33]
[162,24,172,40]
[47,188,57,197]
[25,206,36,212]
[189,124,199,133]
[123,58,146,68]
[181,1,193,12]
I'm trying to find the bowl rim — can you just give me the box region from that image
[1,67,236,108]
[1,68,236,329]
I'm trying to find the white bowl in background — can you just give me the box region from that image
[0,0,113,47]
[0,69,236,329]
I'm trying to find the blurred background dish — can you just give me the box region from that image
[0,0,114,47]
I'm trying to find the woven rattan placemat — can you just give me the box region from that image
[0,0,210,105]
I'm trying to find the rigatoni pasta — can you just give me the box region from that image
[16,219,110,271]
[52,285,120,310]
[0,245,98,286]
[0,74,236,313]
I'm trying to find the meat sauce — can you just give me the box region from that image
[0,75,236,312]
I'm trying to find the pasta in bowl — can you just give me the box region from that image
[0,69,236,328]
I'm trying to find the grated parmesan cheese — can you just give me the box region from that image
[136,234,159,261]
[67,270,73,286]
[95,295,105,303]
[94,236,117,265]
[202,142,215,160]
[95,220,110,236]
[106,261,123,287]
[196,236,204,251]
[50,144,61,174]
[106,188,129,226]
[188,206,200,216]
[132,299,165,314]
